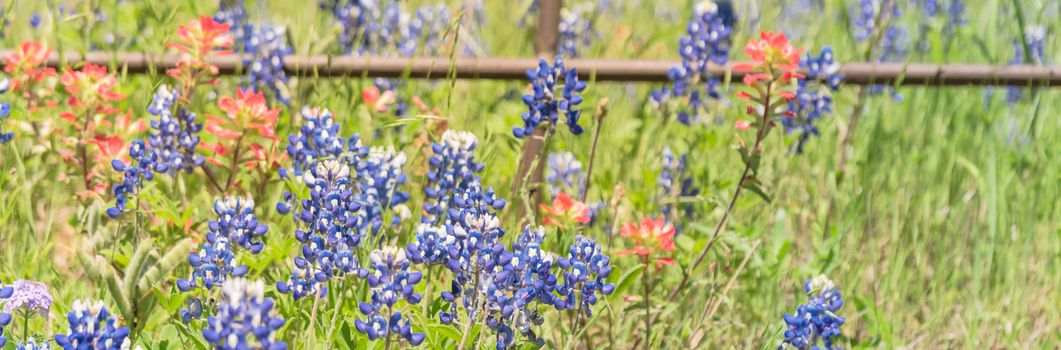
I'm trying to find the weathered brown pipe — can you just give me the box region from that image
[9,50,1060,86]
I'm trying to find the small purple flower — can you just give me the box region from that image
[1,280,52,316]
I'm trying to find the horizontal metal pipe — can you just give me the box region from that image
[9,50,1060,86]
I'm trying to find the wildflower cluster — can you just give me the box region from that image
[280,107,347,179]
[355,247,426,345]
[358,147,412,234]
[539,192,591,229]
[618,217,676,267]
[1004,26,1047,104]
[202,88,281,178]
[513,54,588,138]
[3,41,56,107]
[652,1,733,125]
[176,196,267,321]
[916,0,965,36]
[658,148,700,229]
[557,3,599,58]
[423,130,485,225]
[780,275,845,350]
[215,1,293,105]
[203,278,287,349]
[276,159,365,299]
[546,152,583,195]
[851,0,907,100]
[2,280,53,316]
[785,47,844,153]
[322,0,450,57]
[556,235,615,316]
[147,85,205,174]
[167,16,234,81]
[54,299,132,350]
[106,141,158,218]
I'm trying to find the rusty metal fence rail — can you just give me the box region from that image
[8,50,1059,86]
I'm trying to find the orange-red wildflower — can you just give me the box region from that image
[540,192,592,228]
[618,216,676,267]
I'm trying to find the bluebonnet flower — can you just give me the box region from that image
[147,85,204,174]
[106,140,159,219]
[785,47,844,153]
[479,226,558,349]
[778,0,822,39]
[406,223,455,266]
[277,159,365,300]
[244,25,292,105]
[658,148,701,227]
[780,275,845,350]
[357,147,412,234]
[0,282,11,347]
[851,0,907,101]
[557,4,597,58]
[2,280,52,316]
[17,337,49,350]
[176,237,245,322]
[546,152,583,195]
[214,0,251,45]
[514,54,588,138]
[556,236,615,316]
[203,278,287,350]
[355,247,426,346]
[321,0,382,55]
[1004,26,1047,104]
[54,300,132,350]
[0,78,12,144]
[280,107,351,180]
[438,183,507,324]
[652,2,732,126]
[423,130,484,225]
[406,5,451,57]
[29,13,42,28]
[210,196,269,253]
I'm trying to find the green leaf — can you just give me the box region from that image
[611,265,643,299]
[741,182,772,203]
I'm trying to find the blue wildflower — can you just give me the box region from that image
[209,196,269,253]
[785,47,844,153]
[557,4,597,58]
[406,223,455,266]
[423,130,484,225]
[479,226,558,349]
[355,247,426,346]
[203,278,287,350]
[244,25,292,105]
[658,148,700,227]
[514,55,588,138]
[652,2,732,125]
[546,152,583,195]
[277,159,365,300]
[852,0,906,101]
[29,13,42,28]
[54,300,132,350]
[16,337,49,350]
[147,85,204,174]
[106,140,159,219]
[438,183,507,325]
[556,236,615,316]
[283,107,347,178]
[0,282,11,347]
[1005,26,1047,104]
[0,78,13,144]
[357,147,412,234]
[780,275,845,350]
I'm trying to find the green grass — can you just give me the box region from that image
[0,0,1058,349]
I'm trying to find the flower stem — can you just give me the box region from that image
[667,80,774,302]
[580,99,609,202]
[641,259,652,350]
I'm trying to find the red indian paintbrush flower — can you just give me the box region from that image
[618,216,676,267]
[733,31,804,128]
[167,16,233,80]
[3,41,55,91]
[208,88,280,140]
[60,63,124,111]
[540,192,592,228]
